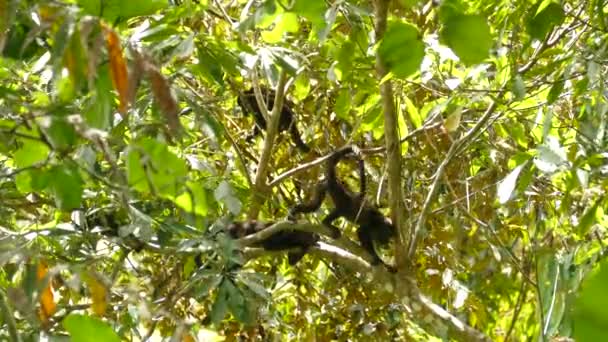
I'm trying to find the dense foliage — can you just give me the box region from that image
[2,0,608,341]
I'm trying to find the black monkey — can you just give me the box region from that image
[289,146,396,270]
[237,87,311,153]
[226,220,319,265]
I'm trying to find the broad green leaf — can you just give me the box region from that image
[224,277,252,324]
[334,89,351,120]
[261,13,299,43]
[377,21,424,78]
[209,279,230,324]
[125,138,188,198]
[84,67,113,129]
[39,117,77,151]
[497,163,526,204]
[291,0,326,26]
[14,136,50,168]
[440,15,492,65]
[175,183,209,216]
[48,165,83,211]
[578,201,602,236]
[77,0,167,23]
[63,314,120,342]
[574,261,608,341]
[528,2,564,40]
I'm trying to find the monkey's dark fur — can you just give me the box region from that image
[289,146,396,270]
[237,87,310,152]
[227,220,319,265]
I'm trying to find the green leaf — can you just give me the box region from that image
[39,117,77,151]
[377,21,424,78]
[214,181,242,215]
[175,182,209,216]
[14,136,50,168]
[125,138,188,198]
[48,165,83,211]
[84,65,113,130]
[440,15,492,65]
[291,0,326,26]
[527,2,564,40]
[209,279,229,324]
[547,76,565,105]
[574,261,608,341]
[577,201,601,236]
[77,0,167,23]
[63,314,121,342]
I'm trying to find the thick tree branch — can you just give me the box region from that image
[373,0,406,267]
[248,71,290,218]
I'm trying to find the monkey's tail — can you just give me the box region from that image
[290,125,311,152]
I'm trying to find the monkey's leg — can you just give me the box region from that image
[287,249,306,265]
[288,182,328,219]
[321,209,343,239]
[357,227,382,265]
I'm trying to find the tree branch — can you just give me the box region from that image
[248,71,290,218]
[373,0,405,268]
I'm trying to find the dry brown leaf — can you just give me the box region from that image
[144,60,182,135]
[102,24,129,116]
[37,260,56,323]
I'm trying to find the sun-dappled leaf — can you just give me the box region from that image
[175,183,208,216]
[63,314,120,342]
[497,163,526,204]
[377,21,424,78]
[440,14,492,65]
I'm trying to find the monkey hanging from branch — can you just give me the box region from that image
[237,86,311,153]
[289,146,396,271]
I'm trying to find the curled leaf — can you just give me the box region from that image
[102,24,129,116]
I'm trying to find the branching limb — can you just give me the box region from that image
[248,71,291,218]
[373,0,405,267]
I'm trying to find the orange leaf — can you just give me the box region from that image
[85,273,108,316]
[37,260,56,323]
[102,24,129,116]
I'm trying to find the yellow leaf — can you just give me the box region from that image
[37,260,56,323]
[85,273,108,316]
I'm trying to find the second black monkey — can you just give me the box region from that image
[237,87,311,153]
[289,146,396,270]
[227,220,319,265]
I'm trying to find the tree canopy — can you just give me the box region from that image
[1,0,608,341]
